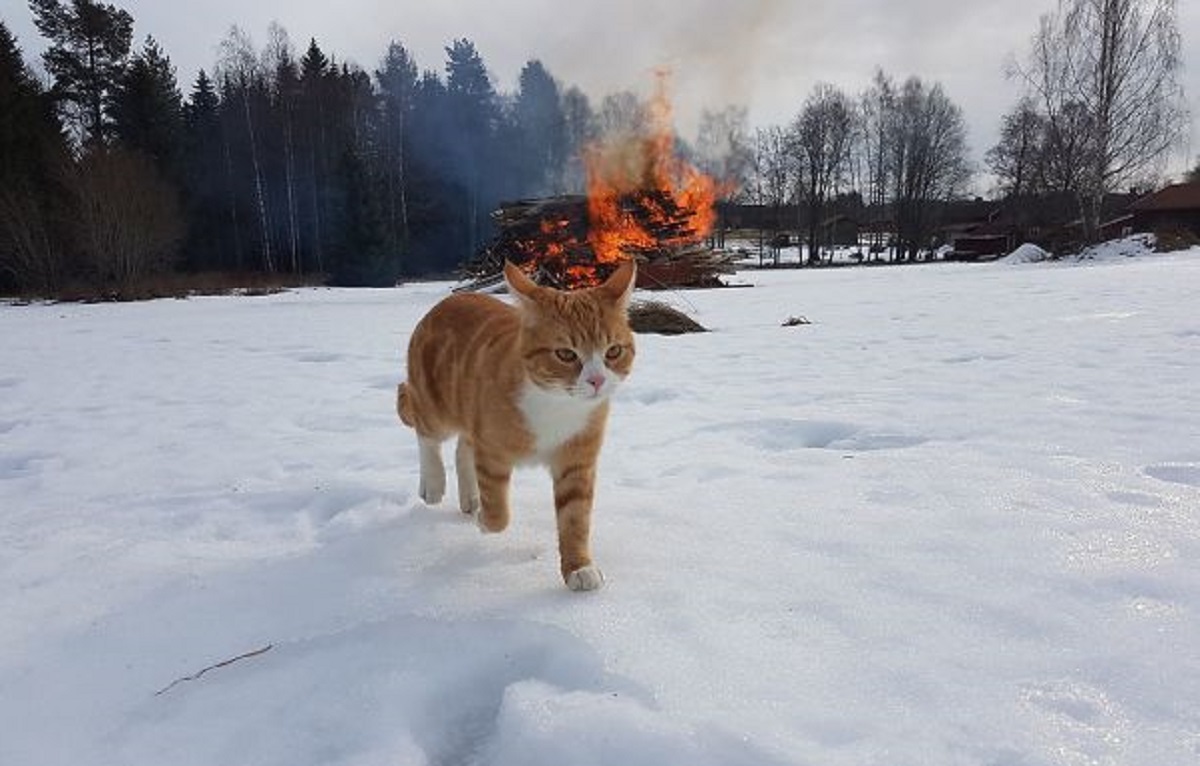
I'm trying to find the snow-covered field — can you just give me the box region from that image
[3,248,1200,765]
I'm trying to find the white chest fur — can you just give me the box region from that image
[518,383,602,461]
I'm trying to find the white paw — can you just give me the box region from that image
[566,565,605,592]
[459,493,481,516]
[419,474,445,505]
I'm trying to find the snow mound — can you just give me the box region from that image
[1075,233,1156,261]
[1001,242,1052,263]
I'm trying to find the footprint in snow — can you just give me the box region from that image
[291,351,348,364]
[1143,463,1200,487]
[701,418,926,452]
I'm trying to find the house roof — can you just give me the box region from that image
[1130,182,1200,212]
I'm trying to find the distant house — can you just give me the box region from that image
[945,230,1016,261]
[819,214,860,247]
[938,200,1015,261]
[1130,182,1200,237]
[1099,214,1136,241]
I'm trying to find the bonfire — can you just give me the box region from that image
[462,75,738,292]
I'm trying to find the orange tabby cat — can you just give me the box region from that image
[397,260,636,590]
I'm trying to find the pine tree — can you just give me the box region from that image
[328,148,392,286]
[514,59,566,194]
[179,69,230,271]
[560,86,596,192]
[405,69,468,274]
[375,41,418,264]
[29,0,134,144]
[443,39,499,255]
[112,36,183,176]
[298,38,331,272]
[0,20,72,292]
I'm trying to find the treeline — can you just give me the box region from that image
[1,1,602,295]
[743,72,972,264]
[2,0,1191,296]
[707,0,1190,265]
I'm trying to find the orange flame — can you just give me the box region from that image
[514,72,718,289]
[582,72,718,278]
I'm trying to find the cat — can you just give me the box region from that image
[397,259,636,591]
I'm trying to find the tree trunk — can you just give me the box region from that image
[283,115,300,273]
[308,147,323,273]
[397,109,410,261]
[221,119,243,270]
[242,89,274,273]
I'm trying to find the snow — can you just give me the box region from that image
[1074,233,1157,261]
[727,238,878,267]
[1002,234,1161,265]
[1002,242,1052,263]
[4,249,1200,765]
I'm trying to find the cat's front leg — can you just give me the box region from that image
[473,452,512,533]
[551,458,603,591]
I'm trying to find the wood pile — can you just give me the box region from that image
[459,195,739,291]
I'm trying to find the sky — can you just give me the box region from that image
[4,0,1198,185]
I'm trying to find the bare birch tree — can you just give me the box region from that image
[854,71,969,261]
[376,41,418,266]
[986,96,1049,198]
[790,83,855,265]
[1018,0,1185,241]
[265,23,301,273]
[889,77,971,260]
[217,26,274,272]
[748,126,794,265]
[857,71,897,259]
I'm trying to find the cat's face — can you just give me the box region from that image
[505,261,637,402]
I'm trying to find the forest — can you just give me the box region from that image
[2,1,595,295]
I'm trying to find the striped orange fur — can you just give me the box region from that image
[398,260,636,590]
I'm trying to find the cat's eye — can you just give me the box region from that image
[554,348,579,363]
[605,344,623,361]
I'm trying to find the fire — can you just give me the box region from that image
[514,72,719,289]
[585,74,718,273]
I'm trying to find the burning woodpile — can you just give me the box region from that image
[461,195,738,291]
[459,75,739,292]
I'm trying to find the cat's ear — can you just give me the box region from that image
[599,258,636,306]
[504,261,542,303]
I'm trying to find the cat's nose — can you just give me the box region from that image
[585,372,606,393]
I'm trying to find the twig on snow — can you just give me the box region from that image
[154,643,274,697]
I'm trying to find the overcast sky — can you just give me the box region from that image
[4,0,1198,184]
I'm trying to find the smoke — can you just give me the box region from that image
[528,0,791,139]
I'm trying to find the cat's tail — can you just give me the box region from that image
[396,382,415,428]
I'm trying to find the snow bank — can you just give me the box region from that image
[1001,242,1052,263]
[1075,232,1156,261]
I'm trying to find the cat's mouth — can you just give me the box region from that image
[556,381,614,402]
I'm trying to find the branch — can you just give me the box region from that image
[154,643,275,697]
